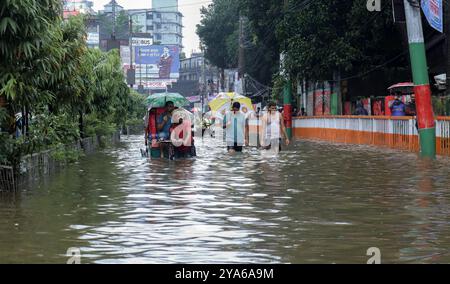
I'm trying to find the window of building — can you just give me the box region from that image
[156,24,161,29]
[147,25,153,30]
[147,13,153,19]
[156,34,161,40]
[156,13,161,18]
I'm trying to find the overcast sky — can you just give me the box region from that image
[92,0,212,56]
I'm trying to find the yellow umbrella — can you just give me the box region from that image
[208,92,254,117]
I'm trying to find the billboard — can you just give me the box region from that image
[134,45,180,79]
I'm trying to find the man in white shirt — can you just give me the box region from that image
[260,101,290,152]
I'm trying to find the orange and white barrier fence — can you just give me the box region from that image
[293,116,450,156]
[436,117,450,156]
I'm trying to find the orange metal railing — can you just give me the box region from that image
[293,116,450,156]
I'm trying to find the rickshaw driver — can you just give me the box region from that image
[157,101,176,157]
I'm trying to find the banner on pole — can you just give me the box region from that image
[421,0,443,33]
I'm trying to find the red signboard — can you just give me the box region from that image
[63,10,80,19]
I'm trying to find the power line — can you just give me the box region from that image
[245,49,408,92]
[244,0,396,88]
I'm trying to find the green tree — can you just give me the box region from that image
[239,0,283,87]
[197,0,240,89]
[0,0,63,133]
[277,0,405,82]
[98,10,131,40]
[0,2,142,168]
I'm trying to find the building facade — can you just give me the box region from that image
[179,53,218,83]
[167,53,219,98]
[63,0,94,14]
[128,11,182,48]
[62,0,99,48]
[96,1,183,91]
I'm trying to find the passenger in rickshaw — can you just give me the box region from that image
[170,118,195,158]
[157,101,175,158]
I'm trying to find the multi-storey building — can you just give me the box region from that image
[167,53,219,98]
[179,53,218,83]
[63,0,94,14]
[62,0,98,48]
[127,1,182,49]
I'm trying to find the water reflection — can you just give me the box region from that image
[1,135,450,263]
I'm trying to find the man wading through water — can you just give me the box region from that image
[259,101,290,152]
[225,102,246,153]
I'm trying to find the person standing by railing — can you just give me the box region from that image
[390,97,406,116]
[354,101,369,115]
[406,97,417,116]
[298,107,307,116]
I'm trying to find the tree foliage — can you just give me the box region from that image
[197,0,406,91]
[197,0,240,70]
[239,0,283,86]
[0,2,146,167]
[278,0,405,81]
[98,10,131,40]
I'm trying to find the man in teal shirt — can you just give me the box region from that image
[225,102,246,153]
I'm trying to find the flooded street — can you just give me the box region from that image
[1,135,450,264]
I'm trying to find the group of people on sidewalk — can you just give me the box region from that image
[354,96,416,117]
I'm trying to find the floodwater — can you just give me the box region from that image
[1,134,450,264]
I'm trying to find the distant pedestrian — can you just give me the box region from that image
[299,107,307,116]
[390,97,406,116]
[406,97,416,116]
[354,102,368,115]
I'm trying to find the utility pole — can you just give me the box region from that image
[128,15,134,88]
[283,0,292,139]
[202,55,206,113]
[403,0,436,158]
[139,47,142,88]
[238,15,245,95]
[111,0,117,39]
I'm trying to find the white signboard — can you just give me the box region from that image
[131,37,153,46]
[87,32,99,45]
[136,81,172,90]
[120,46,131,71]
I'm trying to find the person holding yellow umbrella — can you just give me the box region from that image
[223,102,247,153]
[208,92,254,117]
[209,92,253,153]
